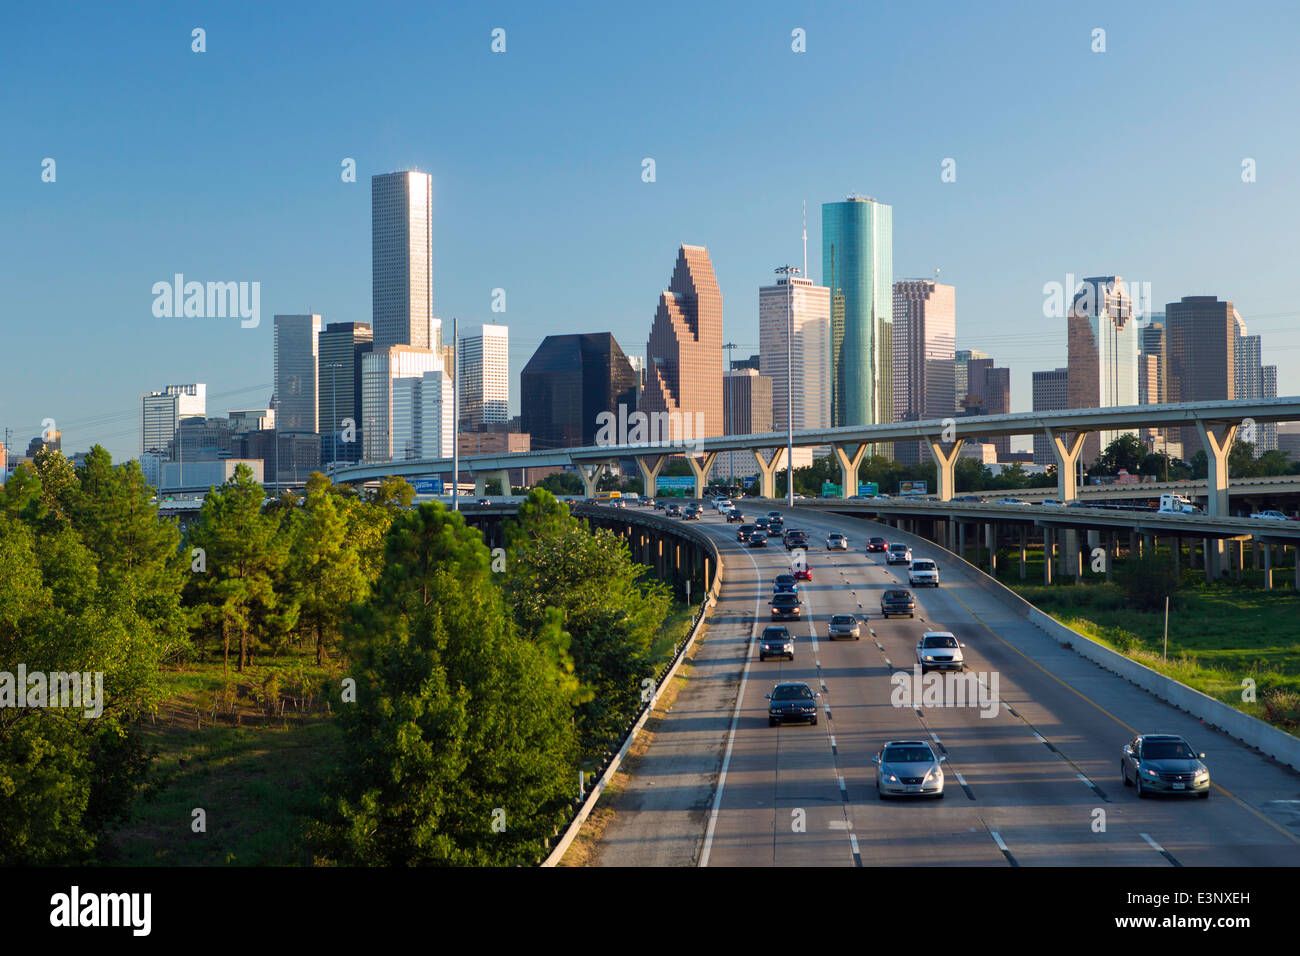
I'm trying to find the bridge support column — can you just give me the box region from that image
[926,438,964,502]
[1104,531,1113,582]
[986,523,997,577]
[685,452,718,500]
[1019,526,1028,580]
[636,454,667,499]
[1203,538,1213,584]
[1043,527,1055,584]
[1045,428,1087,503]
[958,522,967,562]
[833,443,868,498]
[1235,540,1244,582]
[1060,529,1076,578]
[577,461,609,498]
[1263,538,1273,589]
[753,447,787,500]
[474,469,511,496]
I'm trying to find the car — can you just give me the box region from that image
[476,497,491,505]
[886,543,913,565]
[908,558,940,588]
[715,498,733,512]
[954,495,983,503]
[874,740,945,799]
[665,503,682,517]
[758,626,794,662]
[749,531,769,548]
[1253,510,1291,521]
[916,631,964,673]
[772,573,799,595]
[793,565,812,581]
[726,509,745,523]
[826,533,849,551]
[653,499,666,510]
[880,589,916,618]
[769,591,802,620]
[1040,498,1063,507]
[866,537,888,553]
[767,516,785,531]
[766,681,819,726]
[784,531,808,551]
[767,511,783,519]
[1121,734,1210,798]
[682,506,700,520]
[736,524,755,542]
[754,517,771,530]
[995,497,1030,505]
[827,613,861,640]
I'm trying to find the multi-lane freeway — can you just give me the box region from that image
[591,501,1300,867]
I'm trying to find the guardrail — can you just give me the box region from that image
[539,509,724,866]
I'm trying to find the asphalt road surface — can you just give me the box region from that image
[594,501,1300,867]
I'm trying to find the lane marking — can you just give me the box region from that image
[1140,832,1182,867]
[849,833,863,866]
[990,830,1019,866]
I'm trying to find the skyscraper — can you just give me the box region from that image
[458,323,509,429]
[141,383,207,456]
[954,349,989,415]
[361,345,445,461]
[822,196,893,428]
[962,358,1012,460]
[1067,276,1140,463]
[521,333,639,449]
[1032,368,1069,465]
[759,272,830,467]
[274,314,323,435]
[1166,295,1237,458]
[643,244,724,440]
[892,280,956,465]
[1234,312,1278,453]
[318,321,373,465]
[372,170,434,350]
[720,367,774,480]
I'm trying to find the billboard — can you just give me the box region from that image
[860,482,879,496]
[411,477,444,494]
[655,476,696,496]
[899,480,927,496]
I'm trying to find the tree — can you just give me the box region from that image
[312,502,576,865]
[537,470,583,496]
[1094,434,1145,476]
[1115,550,1180,613]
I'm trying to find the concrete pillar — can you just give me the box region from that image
[833,443,868,498]
[1142,533,1153,558]
[958,523,967,562]
[1045,428,1087,503]
[1253,538,1260,570]
[1204,538,1213,584]
[1264,539,1273,590]
[1044,526,1054,584]
[1019,526,1028,581]
[1129,530,1138,560]
[753,447,788,500]
[684,452,718,500]
[1235,540,1244,582]
[926,437,965,502]
[636,454,667,499]
[577,461,609,498]
[986,523,997,577]
[1060,529,1076,578]
[1104,531,1112,582]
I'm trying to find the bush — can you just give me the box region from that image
[1115,551,1179,612]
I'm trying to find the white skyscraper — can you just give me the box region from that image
[361,345,445,462]
[759,275,830,467]
[458,323,509,428]
[1067,276,1140,462]
[892,280,956,465]
[141,383,207,456]
[372,171,434,350]
[273,314,323,434]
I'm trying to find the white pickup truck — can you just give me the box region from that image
[908,559,940,587]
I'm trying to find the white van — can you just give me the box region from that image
[1159,494,1199,515]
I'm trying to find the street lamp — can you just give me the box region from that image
[776,264,800,506]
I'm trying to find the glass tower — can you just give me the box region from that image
[822,196,893,428]
[371,171,434,350]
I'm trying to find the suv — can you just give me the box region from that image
[826,533,848,551]
[769,591,802,620]
[766,682,819,726]
[880,589,916,618]
[726,509,745,523]
[827,614,861,640]
[758,626,794,662]
[736,524,755,542]
[665,503,682,517]
[908,559,939,588]
[915,632,964,673]
[886,543,912,565]
[784,531,808,551]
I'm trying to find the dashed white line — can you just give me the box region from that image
[991,831,1010,853]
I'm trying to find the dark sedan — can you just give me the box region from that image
[726,510,745,523]
[766,681,819,726]
[769,592,801,620]
[772,573,800,595]
[749,531,769,548]
[880,589,916,619]
[1122,734,1210,798]
[758,626,794,662]
[866,537,889,553]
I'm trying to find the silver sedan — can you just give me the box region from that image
[827,613,860,640]
[875,741,945,799]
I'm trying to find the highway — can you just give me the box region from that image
[593,500,1300,867]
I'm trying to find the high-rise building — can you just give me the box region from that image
[521,333,639,450]
[1032,368,1069,465]
[643,244,724,440]
[392,367,454,460]
[1067,276,1140,463]
[1234,313,1278,453]
[822,196,893,428]
[274,314,323,435]
[719,367,775,480]
[318,322,373,465]
[141,383,206,456]
[361,345,445,462]
[1166,295,1237,458]
[953,349,989,415]
[458,323,509,429]
[372,170,434,350]
[892,280,956,464]
[228,408,275,434]
[759,273,830,466]
[961,358,1011,460]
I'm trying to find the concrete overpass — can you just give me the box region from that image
[331,396,1300,516]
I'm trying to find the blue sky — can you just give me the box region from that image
[3,0,1299,461]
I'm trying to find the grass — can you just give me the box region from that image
[989,547,1300,735]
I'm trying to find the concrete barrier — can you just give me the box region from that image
[831,511,1300,773]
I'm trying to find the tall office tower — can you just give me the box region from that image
[731,354,761,372]
[458,323,509,429]
[1234,314,1278,453]
[1138,317,1168,450]
[759,273,830,468]
[953,349,989,414]
[141,383,207,455]
[318,321,373,465]
[627,355,646,407]
[1166,295,1237,458]
[892,280,956,465]
[392,367,454,460]
[1032,368,1069,465]
[1067,276,1140,464]
[372,170,434,350]
[360,345,444,462]
[961,359,1012,460]
[1261,365,1278,453]
[274,314,323,436]
[718,367,774,480]
[822,195,893,428]
[643,244,724,439]
[521,333,639,449]
[228,408,275,434]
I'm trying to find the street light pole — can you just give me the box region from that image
[452,316,459,511]
[776,265,800,507]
